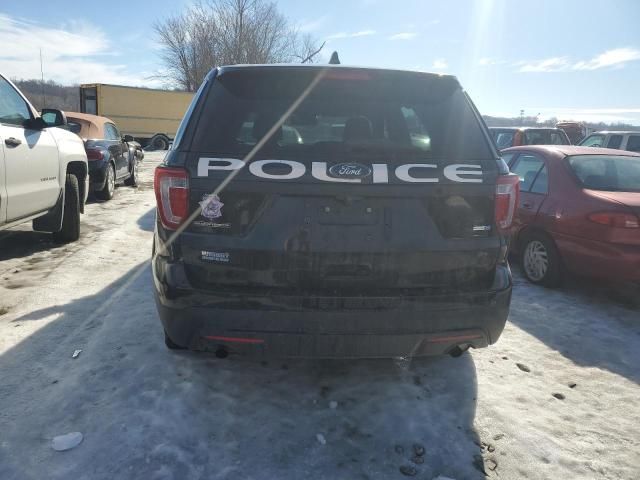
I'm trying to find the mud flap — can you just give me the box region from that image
[32,189,64,233]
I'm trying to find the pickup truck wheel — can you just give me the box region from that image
[96,164,115,200]
[124,159,138,187]
[53,174,80,243]
[521,233,562,288]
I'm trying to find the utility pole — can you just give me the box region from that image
[40,48,46,108]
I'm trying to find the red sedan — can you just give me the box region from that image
[502,146,640,286]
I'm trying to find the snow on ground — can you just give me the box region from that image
[0,152,638,480]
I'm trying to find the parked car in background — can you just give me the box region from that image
[489,127,570,149]
[502,145,640,287]
[578,131,640,153]
[556,121,590,144]
[0,74,88,242]
[65,112,143,201]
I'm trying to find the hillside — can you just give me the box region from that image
[12,79,79,112]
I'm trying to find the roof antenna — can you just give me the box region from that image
[40,48,46,108]
[329,51,340,65]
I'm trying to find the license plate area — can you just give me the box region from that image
[316,199,379,225]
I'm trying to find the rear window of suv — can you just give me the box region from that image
[189,68,494,164]
[567,154,640,192]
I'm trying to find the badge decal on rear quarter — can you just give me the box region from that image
[199,194,224,220]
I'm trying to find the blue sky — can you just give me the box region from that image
[2,0,639,124]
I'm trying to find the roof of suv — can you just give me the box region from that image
[502,145,640,157]
[216,63,459,82]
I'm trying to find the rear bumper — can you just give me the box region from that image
[88,160,108,191]
[153,255,513,358]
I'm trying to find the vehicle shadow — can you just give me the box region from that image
[0,228,61,261]
[136,207,155,232]
[0,262,486,480]
[509,266,640,384]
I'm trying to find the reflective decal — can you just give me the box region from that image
[443,164,483,183]
[372,164,389,184]
[196,158,484,183]
[197,158,244,177]
[249,159,305,180]
[395,164,438,183]
[199,194,224,220]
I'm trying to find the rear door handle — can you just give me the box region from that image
[522,202,533,209]
[4,137,21,147]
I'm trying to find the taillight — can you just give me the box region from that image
[588,212,639,229]
[495,174,520,232]
[154,167,189,230]
[86,147,104,161]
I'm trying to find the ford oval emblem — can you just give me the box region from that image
[328,162,372,179]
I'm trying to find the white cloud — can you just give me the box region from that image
[518,57,569,72]
[432,58,448,70]
[0,14,160,86]
[388,32,418,41]
[326,30,376,40]
[478,57,505,66]
[517,47,640,73]
[573,47,640,70]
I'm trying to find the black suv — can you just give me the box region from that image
[152,65,519,358]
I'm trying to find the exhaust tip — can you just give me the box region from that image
[449,345,469,358]
[215,347,229,359]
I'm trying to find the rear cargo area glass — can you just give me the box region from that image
[190,68,494,164]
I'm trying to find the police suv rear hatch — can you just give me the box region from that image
[161,66,509,294]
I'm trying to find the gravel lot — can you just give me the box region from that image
[1,152,638,480]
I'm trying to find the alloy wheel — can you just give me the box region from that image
[523,240,548,282]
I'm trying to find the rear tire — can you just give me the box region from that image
[150,135,169,151]
[53,174,80,243]
[124,158,138,186]
[520,232,562,287]
[164,330,186,350]
[96,164,115,200]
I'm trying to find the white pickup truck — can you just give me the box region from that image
[0,74,88,242]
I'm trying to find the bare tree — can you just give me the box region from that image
[295,35,326,64]
[154,0,322,91]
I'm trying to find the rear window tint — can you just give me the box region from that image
[567,155,640,192]
[189,68,493,165]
